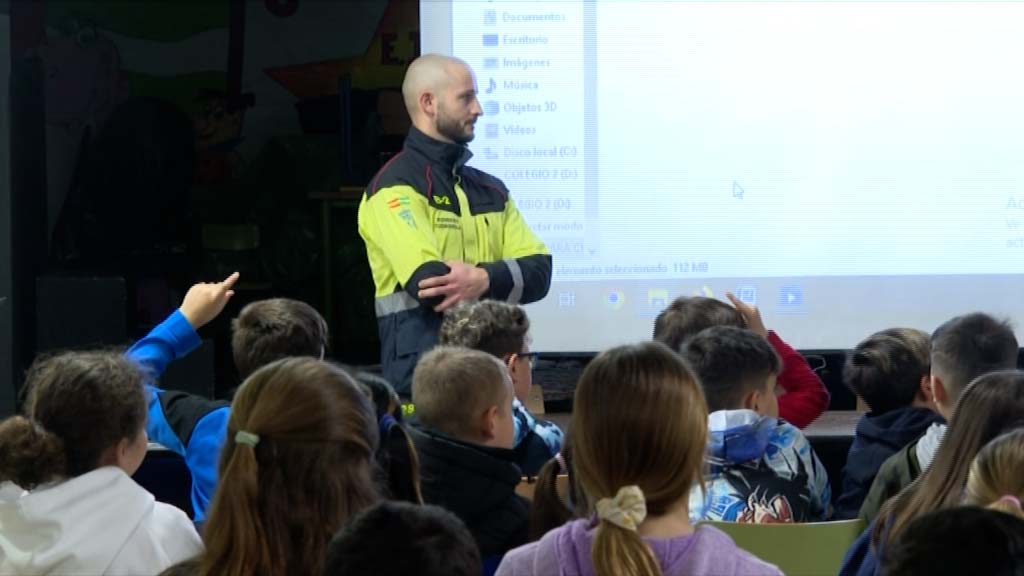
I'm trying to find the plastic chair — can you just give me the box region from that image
[704,519,866,576]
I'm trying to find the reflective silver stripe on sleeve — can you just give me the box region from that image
[375,291,420,317]
[505,258,524,304]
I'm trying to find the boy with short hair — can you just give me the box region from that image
[654,294,830,429]
[410,346,529,558]
[682,326,831,523]
[859,312,1018,522]
[834,328,944,519]
[229,298,328,378]
[439,300,563,474]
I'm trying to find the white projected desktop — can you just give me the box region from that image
[422,1,1024,352]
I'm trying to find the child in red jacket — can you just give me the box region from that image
[654,293,829,428]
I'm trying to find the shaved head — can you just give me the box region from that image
[402,54,464,116]
[402,54,481,144]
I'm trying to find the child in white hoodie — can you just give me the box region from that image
[0,351,203,575]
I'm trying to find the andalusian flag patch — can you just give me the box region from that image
[398,209,417,229]
[387,195,411,210]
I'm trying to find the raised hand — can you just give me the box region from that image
[179,272,240,330]
[726,291,768,337]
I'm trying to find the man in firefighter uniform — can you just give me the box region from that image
[358,54,552,395]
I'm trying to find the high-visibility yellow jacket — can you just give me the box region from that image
[358,127,552,393]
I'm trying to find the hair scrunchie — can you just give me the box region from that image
[998,495,1022,509]
[595,485,647,531]
[235,430,260,447]
[555,452,567,474]
[378,413,398,440]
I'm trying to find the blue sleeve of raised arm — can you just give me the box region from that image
[126,309,202,458]
[126,310,201,379]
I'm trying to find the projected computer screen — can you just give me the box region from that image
[421,1,1024,352]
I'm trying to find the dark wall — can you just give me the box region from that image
[0,12,13,415]
[3,1,416,401]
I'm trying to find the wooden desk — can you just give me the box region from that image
[543,410,860,439]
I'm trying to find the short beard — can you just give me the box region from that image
[436,107,474,144]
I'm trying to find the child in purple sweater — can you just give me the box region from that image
[497,342,780,576]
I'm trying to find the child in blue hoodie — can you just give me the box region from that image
[682,326,831,523]
[834,328,944,519]
[126,274,333,523]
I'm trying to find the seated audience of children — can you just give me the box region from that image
[859,312,1019,522]
[439,300,564,474]
[654,294,830,429]
[835,328,944,519]
[840,370,1024,575]
[497,342,782,575]
[681,326,831,523]
[187,357,380,576]
[0,352,203,574]
[323,501,481,576]
[410,346,530,559]
[129,275,418,520]
[8,262,1024,576]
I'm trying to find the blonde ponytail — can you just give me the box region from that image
[987,495,1024,519]
[592,520,660,576]
[592,486,659,576]
[965,429,1024,521]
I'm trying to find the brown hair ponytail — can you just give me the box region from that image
[201,433,267,574]
[200,358,381,576]
[0,416,66,489]
[529,444,578,541]
[379,420,423,504]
